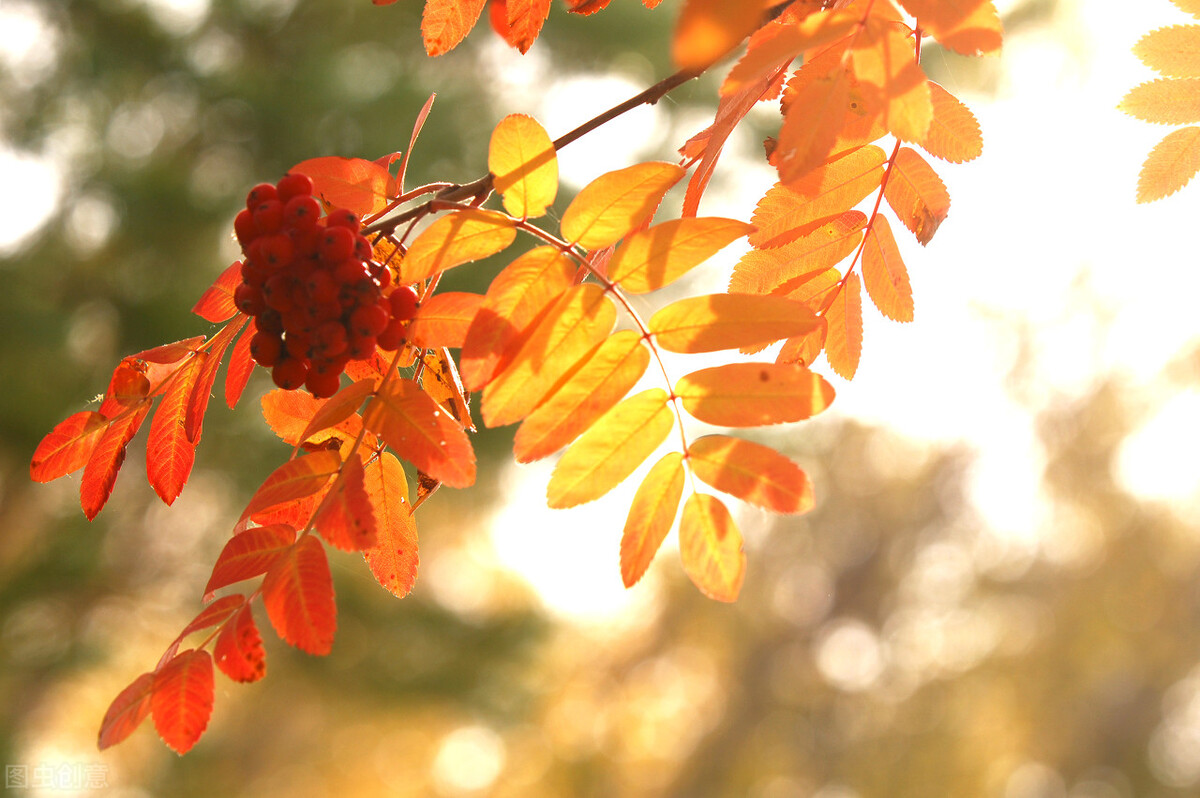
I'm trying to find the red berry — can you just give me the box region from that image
[389,285,419,321]
[305,370,341,398]
[272,358,309,390]
[376,318,407,351]
[313,320,349,357]
[240,259,267,287]
[234,283,266,316]
[256,309,284,333]
[234,209,259,246]
[354,235,373,261]
[319,226,356,263]
[263,274,295,312]
[305,270,338,304]
[253,200,284,235]
[347,334,377,359]
[259,234,294,268]
[276,173,314,202]
[283,195,321,231]
[246,183,278,208]
[250,331,283,367]
[326,208,360,231]
[350,303,389,337]
[333,258,369,285]
[284,332,312,359]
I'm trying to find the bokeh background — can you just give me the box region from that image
[3,0,1200,796]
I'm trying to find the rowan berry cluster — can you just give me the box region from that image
[231,174,420,397]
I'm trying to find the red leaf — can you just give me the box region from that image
[98,672,156,750]
[363,379,476,489]
[313,454,378,551]
[192,261,242,323]
[363,452,419,598]
[289,156,395,217]
[262,535,337,655]
[99,360,152,417]
[239,450,342,523]
[214,605,266,683]
[505,0,553,54]
[147,354,207,505]
[151,649,215,755]
[81,401,151,520]
[422,0,488,56]
[204,524,297,600]
[30,411,108,482]
[186,318,245,443]
[225,323,255,409]
[179,594,246,640]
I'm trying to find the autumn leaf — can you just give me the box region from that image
[720,8,858,96]
[214,605,266,683]
[499,0,553,54]
[417,348,474,431]
[238,450,342,523]
[135,337,206,365]
[185,318,245,443]
[147,353,207,505]
[775,64,854,185]
[919,81,983,164]
[489,113,558,217]
[30,411,108,483]
[363,451,419,598]
[824,273,863,379]
[1121,78,1200,124]
[649,293,821,354]
[296,379,376,447]
[81,401,151,521]
[884,146,950,245]
[262,535,337,655]
[151,649,215,755]
[560,162,684,249]
[861,215,914,321]
[313,453,378,551]
[191,261,242,323]
[620,452,685,588]
[407,291,485,349]
[263,389,362,448]
[1136,25,1200,78]
[608,217,754,293]
[679,493,744,602]
[675,362,834,427]
[98,672,157,751]
[894,0,1002,56]
[402,209,516,283]
[672,0,770,70]
[852,16,931,143]
[546,388,675,508]
[290,156,395,217]
[422,0,488,55]
[364,378,476,488]
[731,211,865,295]
[204,524,297,600]
[1137,126,1200,202]
[225,323,255,409]
[687,434,815,514]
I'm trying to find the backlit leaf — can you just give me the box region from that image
[30,411,108,482]
[608,217,753,293]
[364,378,476,488]
[1138,126,1200,202]
[262,535,337,655]
[1136,25,1200,79]
[672,0,769,70]
[620,452,685,588]
[422,0,488,55]
[263,389,362,448]
[894,0,1002,56]
[679,493,744,602]
[502,0,553,54]
[688,434,815,514]
[98,672,155,751]
[185,318,244,443]
[214,605,266,683]
[514,330,649,462]
[649,293,821,353]
[861,215,913,321]
[481,283,617,427]
[225,323,254,409]
[675,363,835,427]
[363,451,419,598]
[238,450,342,523]
[147,353,206,505]
[919,81,983,163]
[1121,78,1200,124]
[204,524,297,600]
[775,64,854,185]
[135,337,206,365]
[297,379,376,447]
[884,147,950,245]
[1173,0,1200,17]
[290,156,394,217]
[402,209,516,283]
[852,16,931,142]
[750,146,887,248]
[407,292,484,349]
[417,348,474,431]
[313,453,377,551]
[560,162,684,249]
[720,9,858,96]
[546,388,674,509]
[192,261,242,323]
[151,649,214,755]
[731,212,865,295]
[81,401,151,521]
[177,595,246,644]
[824,273,863,379]
[489,114,558,218]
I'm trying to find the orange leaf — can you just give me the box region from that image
[546,388,674,509]
[313,453,377,551]
[204,524,297,600]
[884,146,949,245]
[225,323,255,409]
[775,63,854,185]
[672,0,770,70]
[1138,126,1200,202]
[363,451,419,598]
[560,162,684,249]
[81,401,151,520]
[894,0,1002,56]
[679,493,744,602]
[675,362,834,427]
[214,605,266,683]
[750,145,887,248]
[263,389,362,448]
[481,283,617,427]
[489,113,558,218]
[1136,25,1200,79]
[919,81,983,163]
[98,671,156,750]
[620,451,685,588]
[262,535,337,655]
[608,217,754,293]
[776,322,827,368]
[151,649,214,755]
[297,379,376,447]
[239,450,342,523]
[1174,0,1200,17]
[1121,78,1200,125]
[720,8,858,96]
[852,16,931,143]
[363,379,476,488]
[861,215,913,321]
[417,347,474,431]
[422,0,488,55]
[731,211,864,295]
[513,330,649,462]
[147,354,207,505]
[688,434,814,513]
[402,209,516,283]
[824,273,863,379]
[648,293,821,353]
[191,261,242,323]
[185,318,245,443]
[290,156,394,217]
[407,292,484,349]
[30,411,108,482]
[502,0,553,53]
[460,246,575,391]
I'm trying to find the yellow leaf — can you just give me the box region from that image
[402,209,516,283]
[546,389,675,509]
[750,145,887,248]
[1138,126,1200,202]
[731,211,864,295]
[1134,25,1200,79]
[513,330,649,462]
[884,147,950,246]
[649,293,821,354]
[720,8,858,95]
[852,16,931,143]
[919,81,983,164]
[489,114,558,218]
[861,215,913,322]
[675,362,835,427]
[620,452,685,588]
[679,493,744,602]
[688,434,814,515]
[1174,0,1200,17]
[608,217,754,294]
[775,64,854,185]
[406,292,484,349]
[481,283,617,427]
[1120,78,1200,124]
[824,273,862,379]
[672,0,770,70]
[561,162,684,249]
[894,0,1002,56]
